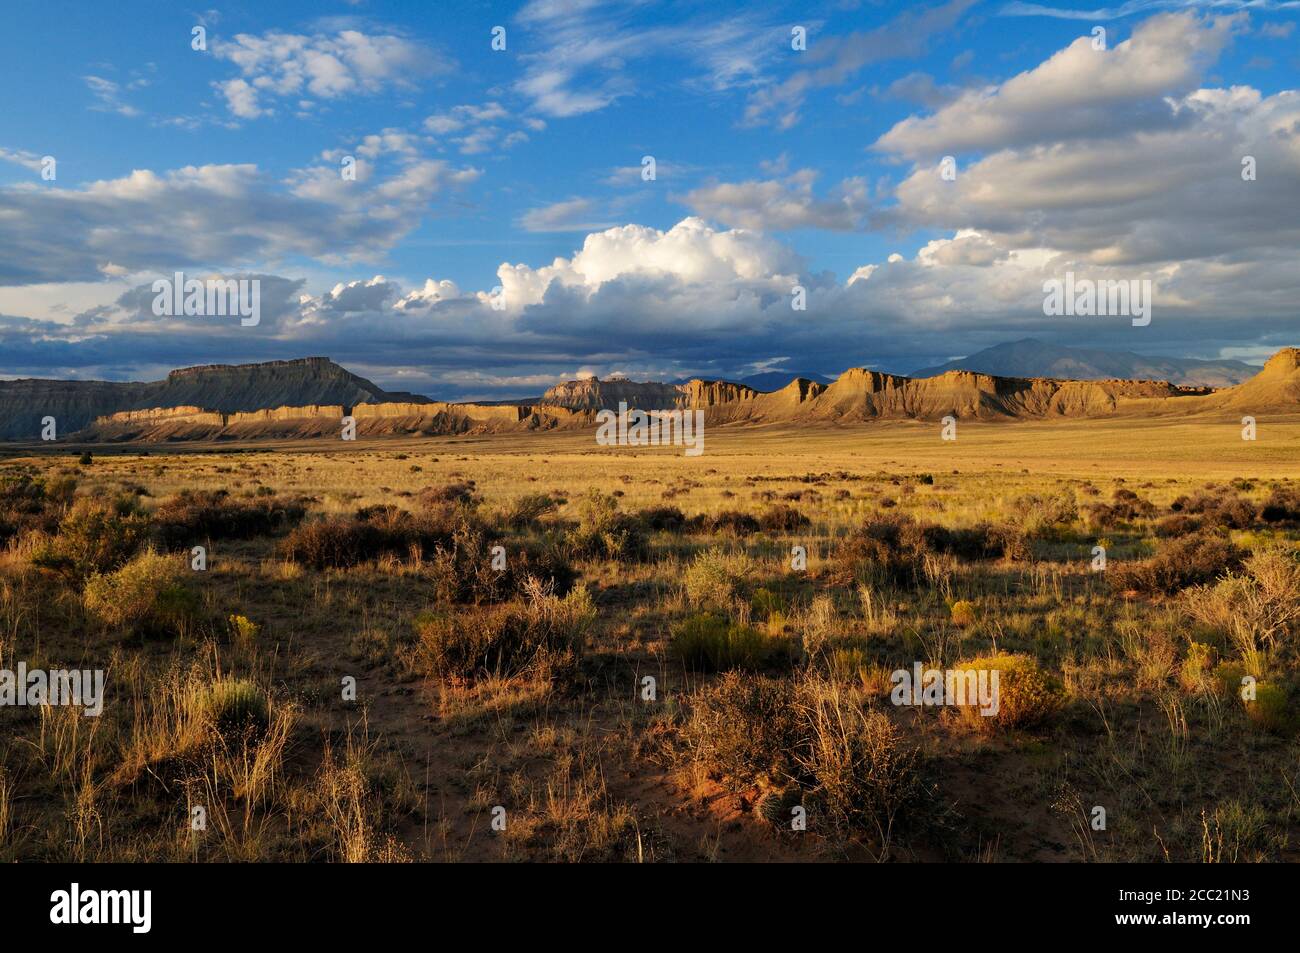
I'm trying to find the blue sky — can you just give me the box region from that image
[1,0,1298,398]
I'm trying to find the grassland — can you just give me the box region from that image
[2,416,1299,862]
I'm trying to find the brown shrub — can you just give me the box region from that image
[758,504,810,533]
[153,489,307,547]
[1108,533,1246,595]
[414,582,593,684]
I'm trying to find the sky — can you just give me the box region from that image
[1,0,1298,400]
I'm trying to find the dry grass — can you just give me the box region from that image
[1,417,1298,861]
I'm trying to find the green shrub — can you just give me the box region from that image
[567,490,648,561]
[670,612,791,672]
[33,497,149,582]
[83,549,196,635]
[683,547,754,610]
[200,678,270,741]
[1213,660,1252,699]
[950,600,977,628]
[1244,682,1293,734]
[951,653,1064,730]
[1179,642,1217,693]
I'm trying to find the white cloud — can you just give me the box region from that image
[681,170,871,231]
[211,29,444,119]
[518,198,618,233]
[0,147,46,173]
[876,12,1241,158]
[84,75,142,117]
[0,154,479,286]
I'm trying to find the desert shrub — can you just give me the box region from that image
[281,518,386,569]
[200,677,271,741]
[637,506,687,532]
[428,522,575,604]
[567,490,648,561]
[758,504,809,533]
[357,500,467,550]
[688,510,761,536]
[1244,682,1293,733]
[1171,492,1257,529]
[951,653,1063,730]
[499,493,560,530]
[282,502,474,570]
[31,497,149,582]
[920,523,1003,560]
[684,673,926,846]
[795,677,924,843]
[1083,502,1140,531]
[0,473,48,515]
[1153,514,1202,538]
[153,489,307,546]
[1258,488,1300,526]
[0,473,67,545]
[683,547,754,609]
[1011,491,1078,540]
[1179,642,1218,694]
[1108,533,1245,595]
[680,672,804,786]
[950,600,977,628]
[670,612,793,672]
[414,582,594,684]
[417,481,479,507]
[1182,549,1300,663]
[835,517,929,587]
[83,549,197,635]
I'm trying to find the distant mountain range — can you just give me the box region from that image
[909,339,1259,387]
[0,357,427,441]
[2,344,1296,442]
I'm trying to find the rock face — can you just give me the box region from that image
[540,377,685,411]
[0,357,428,440]
[909,338,1260,388]
[6,348,1298,443]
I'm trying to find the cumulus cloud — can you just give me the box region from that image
[680,170,871,231]
[0,153,480,286]
[3,211,1297,397]
[211,29,444,119]
[423,102,537,155]
[876,12,1241,158]
[876,15,1300,272]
